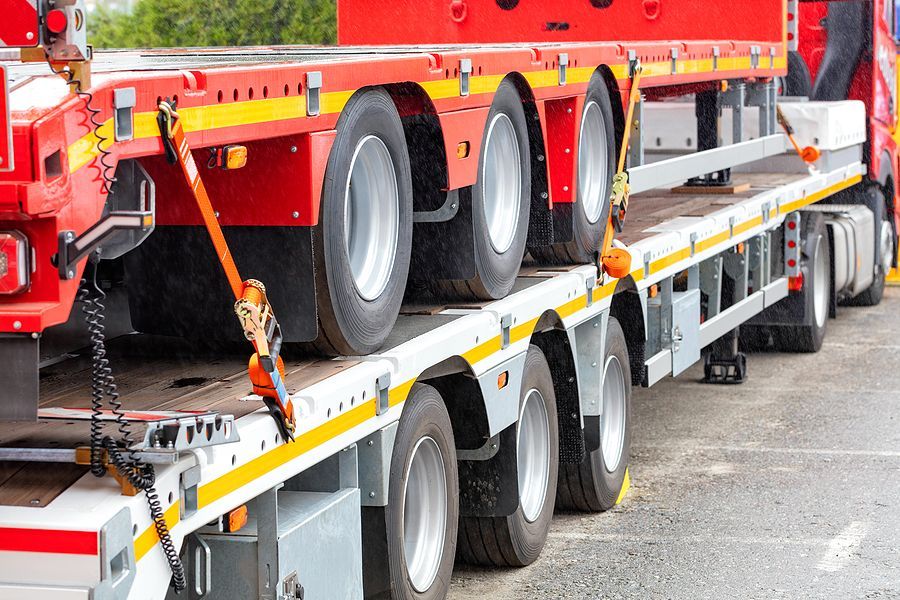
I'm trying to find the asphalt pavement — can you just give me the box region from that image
[450,287,900,599]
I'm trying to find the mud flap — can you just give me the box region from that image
[125,225,317,342]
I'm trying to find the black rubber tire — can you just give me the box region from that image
[312,88,413,355]
[456,345,559,567]
[845,189,892,307]
[531,73,616,264]
[434,79,531,300]
[557,317,632,512]
[772,212,830,353]
[779,50,812,97]
[381,383,459,600]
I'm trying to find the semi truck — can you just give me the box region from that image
[0,1,894,598]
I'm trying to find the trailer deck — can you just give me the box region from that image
[0,152,863,588]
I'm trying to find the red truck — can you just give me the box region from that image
[0,2,889,599]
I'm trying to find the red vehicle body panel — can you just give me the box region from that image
[337,0,786,46]
[0,2,788,336]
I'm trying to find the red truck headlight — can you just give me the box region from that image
[0,231,29,294]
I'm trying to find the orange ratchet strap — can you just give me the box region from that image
[598,63,643,279]
[157,100,296,442]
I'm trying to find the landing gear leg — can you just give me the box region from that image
[703,328,747,384]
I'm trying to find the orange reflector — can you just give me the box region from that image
[648,284,658,298]
[142,214,154,227]
[457,141,470,159]
[736,242,745,254]
[225,505,248,533]
[720,80,728,93]
[603,248,632,279]
[223,145,248,169]
[788,273,804,292]
[497,371,509,389]
[799,145,820,164]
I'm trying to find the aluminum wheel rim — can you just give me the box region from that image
[482,113,522,254]
[879,219,893,275]
[601,355,626,473]
[343,135,399,301]
[402,436,447,593]
[813,236,828,328]
[517,388,551,523]
[578,100,610,224]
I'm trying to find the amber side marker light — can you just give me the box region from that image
[224,505,249,533]
[457,141,470,159]
[0,231,29,295]
[497,370,509,390]
[223,145,248,170]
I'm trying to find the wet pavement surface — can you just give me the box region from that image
[450,288,900,599]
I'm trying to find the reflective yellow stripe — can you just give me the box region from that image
[67,54,783,174]
[780,174,862,213]
[134,501,180,562]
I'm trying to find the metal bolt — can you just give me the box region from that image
[564,148,571,154]
[290,146,298,153]
[450,203,457,209]
[12,321,21,330]
[490,443,497,450]
[367,440,374,447]
[292,211,300,219]
[30,499,40,506]
[566,108,573,114]
[368,491,376,498]
[541,192,548,200]
[31,332,39,339]
[66,232,74,241]
[593,322,599,328]
[67,269,75,279]
[563,185,569,192]
[26,32,34,41]
[537,154,545,162]
[591,361,597,368]
[567,376,574,383]
[214,211,220,218]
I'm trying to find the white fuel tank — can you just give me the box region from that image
[804,204,875,299]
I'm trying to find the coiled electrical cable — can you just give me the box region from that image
[46,59,117,194]
[79,261,186,591]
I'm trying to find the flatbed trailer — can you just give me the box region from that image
[0,102,870,598]
[0,2,892,599]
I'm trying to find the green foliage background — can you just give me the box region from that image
[90,0,337,48]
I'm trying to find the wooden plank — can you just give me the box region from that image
[670,182,752,194]
[0,462,88,507]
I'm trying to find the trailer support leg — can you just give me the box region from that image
[686,89,731,187]
[703,248,748,383]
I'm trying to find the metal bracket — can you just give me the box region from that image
[413,189,460,223]
[670,47,679,74]
[56,210,153,280]
[283,571,304,600]
[690,232,698,257]
[376,373,391,415]
[585,276,595,307]
[456,434,501,461]
[712,46,720,71]
[500,313,512,349]
[459,58,472,97]
[750,46,761,69]
[769,47,776,70]
[180,464,202,518]
[113,87,136,142]
[558,53,568,85]
[729,216,737,238]
[306,71,322,117]
[643,251,652,278]
[143,413,239,453]
[628,50,640,77]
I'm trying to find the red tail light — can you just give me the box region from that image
[0,231,29,294]
[788,272,804,292]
